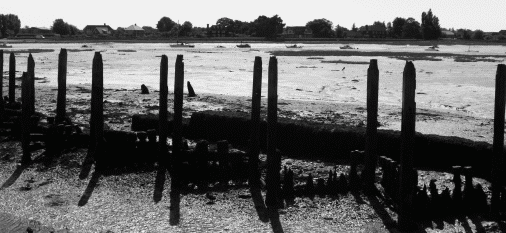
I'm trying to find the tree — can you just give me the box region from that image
[52,19,69,35]
[402,17,421,39]
[386,22,393,37]
[335,25,348,38]
[421,9,441,40]
[216,17,234,35]
[352,23,357,32]
[0,14,21,38]
[457,29,472,40]
[180,21,192,36]
[157,16,176,32]
[306,18,334,38]
[472,30,484,40]
[392,17,406,38]
[251,15,285,39]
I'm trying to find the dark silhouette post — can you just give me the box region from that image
[491,64,506,217]
[248,56,268,221]
[21,72,31,165]
[0,50,4,121]
[363,59,379,191]
[27,54,35,116]
[398,61,417,231]
[159,55,168,164]
[90,52,104,165]
[9,52,15,103]
[265,56,280,209]
[170,54,184,225]
[56,49,68,123]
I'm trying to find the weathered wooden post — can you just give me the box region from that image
[0,50,4,121]
[27,54,35,116]
[363,59,379,191]
[159,55,168,164]
[56,49,68,123]
[20,72,31,165]
[492,64,506,217]
[265,56,281,209]
[90,52,104,165]
[248,56,269,221]
[170,54,184,225]
[9,52,15,103]
[249,56,262,190]
[398,61,417,231]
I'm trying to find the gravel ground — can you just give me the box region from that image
[1,84,505,232]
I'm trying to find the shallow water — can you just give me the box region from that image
[1,43,506,119]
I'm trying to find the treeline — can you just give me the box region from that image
[0,10,501,40]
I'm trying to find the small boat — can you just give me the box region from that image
[170,42,195,48]
[340,45,355,49]
[425,46,439,51]
[286,44,302,48]
[0,43,12,48]
[215,45,226,48]
[236,42,251,48]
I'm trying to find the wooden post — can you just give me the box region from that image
[170,54,184,225]
[159,55,168,164]
[56,49,68,123]
[398,61,417,231]
[249,56,262,188]
[21,72,31,165]
[0,50,4,121]
[248,56,269,221]
[27,54,35,116]
[9,52,15,103]
[363,59,379,190]
[90,52,103,164]
[265,56,280,209]
[492,64,506,217]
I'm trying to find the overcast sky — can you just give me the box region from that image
[1,0,504,32]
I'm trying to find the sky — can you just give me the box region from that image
[1,0,505,32]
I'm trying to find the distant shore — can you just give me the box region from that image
[2,37,506,46]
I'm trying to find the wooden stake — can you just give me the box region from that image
[90,52,103,163]
[265,56,280,209]
[9,52,15,103]
[491,64,506,216]
[27,54,35,116]
[0,50,4,121]
[56,49,68,123]
[249,56,262,188]
[398,61,417,231]
[159,55,168,163]
[170,54,184,225]
[21,72,31,165]
[363,59,379,190]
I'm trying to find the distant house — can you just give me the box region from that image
[206,24,229,37]
[17,27,57,39]
[125,24,144,36]
[440,30,456,39]
[359,24,387,38]
[282,26,312,38]
[83,24,114,36]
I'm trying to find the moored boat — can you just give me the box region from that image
[425,46,439,51]
[236,43,251,48]
[340,45,355,49]
[170,42,195,48]
[286,44,302,48]
[0,42,12,48]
